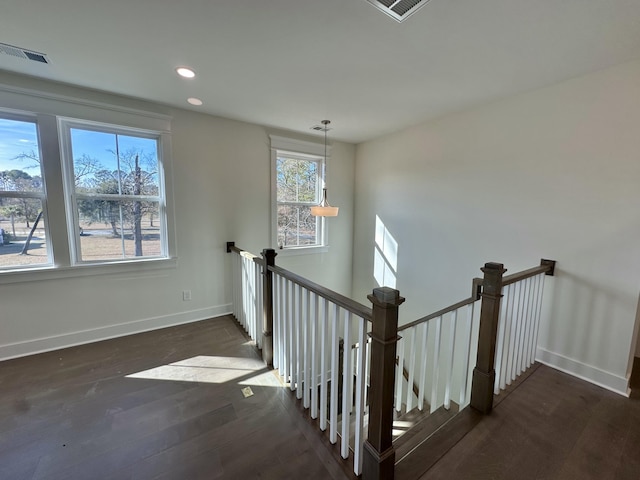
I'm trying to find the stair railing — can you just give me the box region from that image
[394,278,482,417]
[227,242,264,348]
[270,262,373,473]
[493,259,556,395]
[227,242,556,479]
[228,242,403,478]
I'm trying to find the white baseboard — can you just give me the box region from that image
[0,304,233,362]
[536,347,629,397]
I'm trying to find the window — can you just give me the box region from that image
[276,152,320,247]
[270,135,328,252]
[0,114,51,269]
[0,91,173,277]
[61,122,166,263]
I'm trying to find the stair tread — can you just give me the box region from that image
[394,407,482,479]
[393,404,458,459]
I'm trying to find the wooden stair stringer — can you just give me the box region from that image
[394,407,483,480]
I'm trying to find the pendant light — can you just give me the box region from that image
[310,120,339,217]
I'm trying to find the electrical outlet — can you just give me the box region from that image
[182,290,192,301]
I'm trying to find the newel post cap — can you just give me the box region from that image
[481,262,506,274]
[368,287,405,308]
[261,248,277,264]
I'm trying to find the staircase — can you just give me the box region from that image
[227,241,556,480]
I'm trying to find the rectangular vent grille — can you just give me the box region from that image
[365,0,432,22]
[0,42,49,64]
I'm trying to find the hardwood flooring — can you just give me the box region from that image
[0,316,352,480]
[3,316,639,480]
[420,364,640,480]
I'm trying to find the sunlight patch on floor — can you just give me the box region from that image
[126,355,280,386]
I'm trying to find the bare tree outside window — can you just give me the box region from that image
[69,127,163,261]
[0,117,50,268]
[276,155,321,248]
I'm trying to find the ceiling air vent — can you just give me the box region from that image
[0,42,49,64]
[365,0,432,22]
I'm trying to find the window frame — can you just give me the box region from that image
[270,135,330,255]
[0,85,176,282]
[59,118,169,265]
[0,110,54,270]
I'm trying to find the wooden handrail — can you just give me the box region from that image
[398,277,483,333]
[226,242,243,254]
[502,259,556,286]
[399,296,477,332]
[268,264,373,322]
[227,242,264,263]
[398,259,555,333]
[228,242,371,320]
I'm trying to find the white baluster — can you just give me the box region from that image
[406,326,418,412]
[495,284,510,393]
[531,274,546,366]
[507,281,521,384]
[257,263,263,349]
[430,315,442,413]
[526,275,541,367]
[395,332,405,413]
[272,274,280,371]
[232,253,237,319]
[303,289,311,408]
[418,322,428,411]
[516,278,529,375]
[319,298,329,431]
[353,317,367,476]
[459,302,475,407]
[522,277,535,371]
[329,303,340,444]
[341,311,352,459]
[310,292,319,419]
[294,285,302,396]
[444,309,458,410]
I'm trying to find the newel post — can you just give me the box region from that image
[261,248,277,367]
[363,287,405,480]
[470,262,507,414]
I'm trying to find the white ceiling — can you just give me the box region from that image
[1,0,640,143]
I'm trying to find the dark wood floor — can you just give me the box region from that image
[421,362,640,480]
[3,317,639,480]
[0,316,352,480]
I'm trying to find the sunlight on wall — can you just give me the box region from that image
[373,215,398,288]
[126,353,281,387]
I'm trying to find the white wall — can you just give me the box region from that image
[0,73,355,360]
[352,59,640,395]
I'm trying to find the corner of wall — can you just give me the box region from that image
[536,347,630,397]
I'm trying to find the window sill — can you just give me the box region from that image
[0,257,178,285]
[275,245,329,257]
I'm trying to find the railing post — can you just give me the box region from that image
[363,287,405,480]
[470,262,507,414]
[261,248,277,367]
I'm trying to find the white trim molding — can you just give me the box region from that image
[0,304,232,362]
[536,347,630,397]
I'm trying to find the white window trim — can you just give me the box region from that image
[270,135,332,255]
[0,86,177,282]
[58,118,170,265]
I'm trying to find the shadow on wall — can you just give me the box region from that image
[545,269,637,377]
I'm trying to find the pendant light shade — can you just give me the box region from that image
[311,120,339,217]
[310,188,339,217]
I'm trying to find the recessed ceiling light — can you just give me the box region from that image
[187,97,203,106]
[176,67,196,78]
